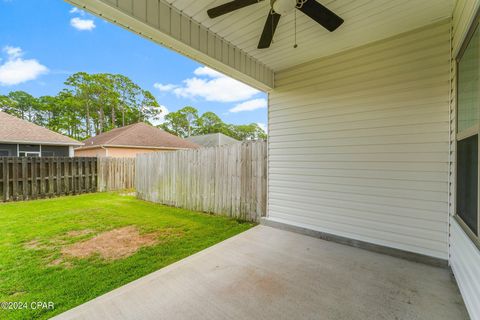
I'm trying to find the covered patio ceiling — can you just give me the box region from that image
[165,0,453,71]
[66,0,455,90]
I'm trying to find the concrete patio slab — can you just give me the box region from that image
[53,225,468,320]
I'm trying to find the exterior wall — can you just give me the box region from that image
[74,147,107,157]
[105,147,170,158]
[450,1,480,320]
[267,21,451,260]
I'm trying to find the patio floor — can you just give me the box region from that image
[53,225,468,320]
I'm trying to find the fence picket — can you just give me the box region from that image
[97,157,135,192]
[2,157,9,201]
[31,157,37,199]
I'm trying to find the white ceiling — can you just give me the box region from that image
[165,0,454,71]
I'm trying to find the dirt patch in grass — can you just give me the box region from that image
[47,257,73,269]
[24,239,45,250]
[25,226,184,267]
[61,226,173,261]
[24,229,92,251]
[65,229,93,237]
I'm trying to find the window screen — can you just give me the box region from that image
[458,26,480,132]
[457,135,478,235]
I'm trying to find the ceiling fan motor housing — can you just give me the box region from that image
[271,0,298,15]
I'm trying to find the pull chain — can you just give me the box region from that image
[294,9,298,48]
[272,9,274,45]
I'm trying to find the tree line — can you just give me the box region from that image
[0,73,160,140]
[160,106,267,141]
[0,72,266,141]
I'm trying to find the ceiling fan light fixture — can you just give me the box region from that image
[271,0,297,15]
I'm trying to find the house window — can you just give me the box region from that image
[0,150,9,156]
[457,135,478,234]
[456,15,480,238]
[18,144,41,157]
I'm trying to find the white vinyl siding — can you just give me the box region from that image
[450,1,480,320]
[450,220,480,320]
[267,21,451,260]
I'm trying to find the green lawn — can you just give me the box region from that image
[0,192,254,319]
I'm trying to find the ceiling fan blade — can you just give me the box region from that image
[207,0,260,19]
[258,11,281,49]
[298,0,343,32]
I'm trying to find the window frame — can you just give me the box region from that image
[455,9,480,246]
[19,151,41,157]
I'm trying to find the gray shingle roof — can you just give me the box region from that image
[185,133,239,147]
[79,122,199,149]
[0,111,81,145]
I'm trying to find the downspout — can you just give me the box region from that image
[100,145,108,157]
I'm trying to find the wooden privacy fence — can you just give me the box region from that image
[136,141,267,222]
[97,157,136,192]
[0,157,97,202]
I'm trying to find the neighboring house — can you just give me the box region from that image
[74,122,198,158]
[185,133,239,147]
[0,111,81,157]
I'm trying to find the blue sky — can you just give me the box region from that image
[0,0,267,130]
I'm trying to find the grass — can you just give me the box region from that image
[0,192,254,319]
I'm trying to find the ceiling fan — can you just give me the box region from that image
[207,0,344,49]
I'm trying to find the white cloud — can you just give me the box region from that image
[193,66,224,78]
[4,46,22,59]
[69,7,86,15]
[257,122,268,133]
[150,105,169,126]
[0,46,48,86]
[153,83,178,92]
[229,98,267,113]
[154,66,260,103]
[70,17,96,31]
